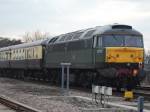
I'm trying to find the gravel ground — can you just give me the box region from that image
[0,78,105,112]
[0,77,148,112]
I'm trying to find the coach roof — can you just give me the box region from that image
[0,39,48,51]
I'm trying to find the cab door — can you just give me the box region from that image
[93,35,105,67]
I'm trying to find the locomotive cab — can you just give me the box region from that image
[93,25,145,89]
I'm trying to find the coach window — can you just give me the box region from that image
[1,54,2,60]
[33,48,34,58]
[2,53,4,60]
[25,49,27,59]
[31,48,33,58]
[15,50,16,60]
[29,48,31,57]
[13,51,14,60]
[4,52,5,60]
[6,52,8,60]
[20,50,21,59]
[5,52,7,60]
[3,53,4,60]
[3,52,5,60]
[28,50,30,59]
[15,53,16,60]
[16,50,17,58]
[3,53,5,59]
[36,54,38,58]
[21,50,23,59]
[29,49,31,59]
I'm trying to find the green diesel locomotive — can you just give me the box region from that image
[0,24,145,90]
[45,24,145,89]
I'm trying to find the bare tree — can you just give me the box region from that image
[22,32,32,43]
[22,30,49,42]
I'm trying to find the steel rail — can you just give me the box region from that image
[136,86,150,91]
[0,95,41,112]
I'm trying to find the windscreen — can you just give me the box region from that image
[102,35,143,47]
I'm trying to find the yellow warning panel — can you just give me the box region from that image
[105,47,144,63]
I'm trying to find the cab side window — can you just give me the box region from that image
[97,37,102,48]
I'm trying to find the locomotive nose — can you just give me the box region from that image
[105,47,144,63]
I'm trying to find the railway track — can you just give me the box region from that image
[133,86,150,100]
[0,95,41,112]
[136,86,150,91]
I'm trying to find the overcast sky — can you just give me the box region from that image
[0,0,150,48]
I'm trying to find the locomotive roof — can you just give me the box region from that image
[0,39,48,51]
[49,24,142,44]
